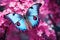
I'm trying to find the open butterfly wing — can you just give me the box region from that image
[26,3,41,27]
[5,3,42,31]
[5,13,27,31]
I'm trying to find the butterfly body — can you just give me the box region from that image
[5,3,42,31]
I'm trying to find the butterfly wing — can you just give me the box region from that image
[5,13,27,31]
[5,3,42,31]
[26,3,41,27]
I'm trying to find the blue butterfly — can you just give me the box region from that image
[5,3,42,31]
